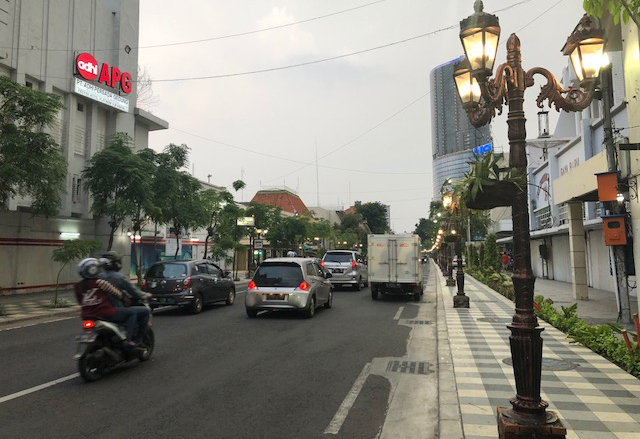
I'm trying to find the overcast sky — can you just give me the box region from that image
[138,0,586,233]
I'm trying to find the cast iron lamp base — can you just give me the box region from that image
[446,278,456,287]
[497,407,566,438]
[453,294,470,308]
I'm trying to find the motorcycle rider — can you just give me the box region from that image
[75,258,139,349]
[98,251,152,345]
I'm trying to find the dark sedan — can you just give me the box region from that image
[143,260,235,314]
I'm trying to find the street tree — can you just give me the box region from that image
[0,76,66,216]
[51,239,102,307]
[355,202,389,234]
[200,188,234,258]
[232,179,246,192]
[584,0,640,26]
[153,144,207,259]
[82,133,155,251]
[267,215,310,254]
[136,65,159,111]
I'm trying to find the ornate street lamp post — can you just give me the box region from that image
[454,2,603,438]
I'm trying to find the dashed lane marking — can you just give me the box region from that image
[0,373,79,404]
[393,307,404,320]
[324,362,372,435]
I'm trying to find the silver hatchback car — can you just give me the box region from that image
[321,250,368,290]
[245,258,333,318]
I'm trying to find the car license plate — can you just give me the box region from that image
[150,281,157,288]
[333,269,343,273]
[264,293,287,301]
[76,333,97,343]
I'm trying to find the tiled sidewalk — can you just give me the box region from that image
[437,268,640,439]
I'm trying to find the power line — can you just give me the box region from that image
[138,0,388,50]
[171,126,430,176]
[263,90,432,183]
[0,0,388,53]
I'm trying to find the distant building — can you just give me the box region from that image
[430,57,491,198]
[250,187,311,217]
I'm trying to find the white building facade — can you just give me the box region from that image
[526,51,629,295]
[0,0,168,293]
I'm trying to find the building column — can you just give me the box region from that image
[628,176,640,316]
[568,202,588,300]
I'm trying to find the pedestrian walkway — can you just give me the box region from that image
[435,263,640,439]
[0,280,251,327]
[533,277,639,326]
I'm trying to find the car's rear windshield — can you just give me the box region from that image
[253,263,303,287]
[146,263,188,278]
[324,253,353,263]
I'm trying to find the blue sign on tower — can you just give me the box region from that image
[473,142,493,155]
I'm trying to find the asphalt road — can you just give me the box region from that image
[0,284,422,439]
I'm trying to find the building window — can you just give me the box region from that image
[72,175,82,203]
[535,206,552,229]
[25,81,33,88]
[77,103,84,112]
[74,126,86,156]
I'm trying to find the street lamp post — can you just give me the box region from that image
[454,2,603,438]
[453,225,470,308]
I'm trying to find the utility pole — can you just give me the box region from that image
[601,64,632,326]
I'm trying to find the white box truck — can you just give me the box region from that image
[367,234,423,301]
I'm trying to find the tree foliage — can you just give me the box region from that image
[82,133,155,251]
[152,144,207,258]
[355,202,389,234]
[484,234,501,272]
[267,215,310,252]
[0,76,66,216]
[201,188,235,259]
[584,0,640,26]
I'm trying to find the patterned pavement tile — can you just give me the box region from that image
[437,270,640,439]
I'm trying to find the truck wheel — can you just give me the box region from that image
[354,278,362,291]
[371,287,379,301]
[414,291,420,302]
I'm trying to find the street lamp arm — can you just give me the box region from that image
[480,62,512,105]
[525,66,594,112]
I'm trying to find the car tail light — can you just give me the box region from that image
[83,320,94,329]
[248,281,257,290]
[182,277,193,290]
[320,261,325,267]
[298,281,310,291]
[352,261,357,268]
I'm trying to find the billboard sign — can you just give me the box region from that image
[237,217,255,226]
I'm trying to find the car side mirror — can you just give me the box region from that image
[325,272,333,279]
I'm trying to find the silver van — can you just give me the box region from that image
[245,258,333,318]
[321,250,368,290]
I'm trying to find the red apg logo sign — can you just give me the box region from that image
[75,52,132,94]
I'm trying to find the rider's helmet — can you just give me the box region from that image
[286,251,298,257]
[101,251,123,271]
[78,258,101,279]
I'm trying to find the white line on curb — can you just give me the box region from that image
[393,307,404,320]
[0,373,79,404]
[324,362,371,435]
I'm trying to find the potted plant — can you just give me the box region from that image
[459,152,521,210]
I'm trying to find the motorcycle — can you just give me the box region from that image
[75,301,155,382]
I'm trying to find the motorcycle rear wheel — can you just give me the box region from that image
[78,346,105,382]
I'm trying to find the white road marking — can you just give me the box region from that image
[0,373,79,404]
[324,362,371,435]
[393,307,404,320]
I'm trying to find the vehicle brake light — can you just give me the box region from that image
[182,277,193,290]
[83,320,94,329]
[298,281,310,291]
[320,261,324,267]
[352,261,357,268]
[248,281,257,290]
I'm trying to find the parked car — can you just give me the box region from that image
[321,250,368,290]
[245,257,333,318]
[143,260,235,314]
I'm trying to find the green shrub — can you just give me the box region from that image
[534,296,640,377]
[49,298,70,308]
